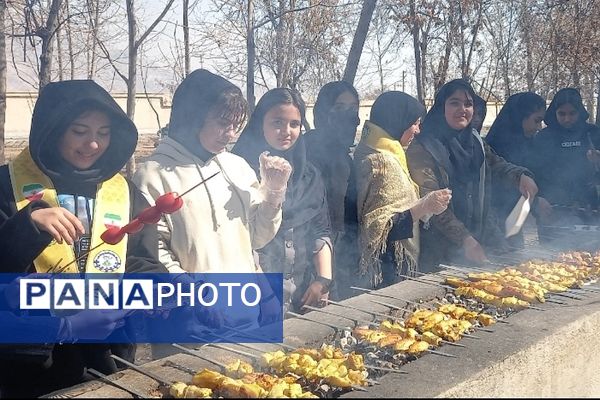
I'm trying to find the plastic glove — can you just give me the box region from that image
[259,151,292,206]
[410,188,452,222]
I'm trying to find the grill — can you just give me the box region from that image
[40,241,600,398]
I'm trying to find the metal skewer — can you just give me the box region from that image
[350,286,421,305]
[221,324,297,351]
[87,368,148,398]
[171,343,229,370]
[286,311,350,331]
[323,299,401,321]
[302,305,379,327]
[109,354,173,388]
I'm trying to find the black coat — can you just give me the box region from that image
[532,88,600,208]
[0,80,166,397]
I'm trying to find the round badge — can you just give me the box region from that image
[93,250,122,272]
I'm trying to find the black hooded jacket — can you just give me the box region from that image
[532,88,600,208]
[486,92,546,220]
[0,80,166,397]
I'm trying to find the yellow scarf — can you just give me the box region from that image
[363,121,419,194]
[9,147,129,273]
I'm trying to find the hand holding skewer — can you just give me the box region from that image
[50,172,220,273]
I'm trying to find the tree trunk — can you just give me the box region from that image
[246,0,255,110]
[39,0,63,91]
[596,76,600,126]
[409,0,424,103]
[343,0,377,84]
[125,0,136,177]
[0,0,6,165]
[521,0,534,91]
[183,0,190,76]
[56,12,63,81]
[66,0,75,79]
[86,0,99,79]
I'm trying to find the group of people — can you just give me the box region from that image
[0,69,599,397]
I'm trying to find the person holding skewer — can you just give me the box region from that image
[0,80,168,397]
[133,70,291,348]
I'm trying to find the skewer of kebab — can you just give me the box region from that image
[232,342,406,375]
[113,351,318,398]
[516,261,599,291]
[302,305,457,358]
[395,273,544,311]
[201,342,376,389]
[48,172,221,273]
[439,264,584,300]
[351,285,507,326]
[368,298,492,335]
[323,299,481,341]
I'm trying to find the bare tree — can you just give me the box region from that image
[0,0,5,165]
[343,0,376,84]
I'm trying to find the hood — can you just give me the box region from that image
[168,69,241,154]
[31,80,137,184]
[544,87,589,130]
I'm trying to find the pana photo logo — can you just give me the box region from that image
[19,278,262,310]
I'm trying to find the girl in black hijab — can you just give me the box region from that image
[407,79,539,269]
[233,88,332,313]
[305,81,360,299]
[486,92,549,247]
[533,88,600,210]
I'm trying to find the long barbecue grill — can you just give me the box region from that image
[41,223,600,398]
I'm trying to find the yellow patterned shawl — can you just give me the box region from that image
[354,121,420,287]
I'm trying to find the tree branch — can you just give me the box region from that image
[135,0,176,49]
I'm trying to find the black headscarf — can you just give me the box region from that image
[32,80,137,189]
[232,88,327,230]
[486,92,546,164]
[472,94,487,133]
[544,87,590,131]
[310,81,360,150]
[370,91,425,141]
[419,79,484,182]
[168,69,247,160]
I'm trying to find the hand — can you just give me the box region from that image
[410,189,452,221]
[66,309,132,341]
[535,197,553,220]
[462,236,488,264]
[195,307,224,329]
[259,294,282,325]
[259,151,292,191]
[300,281,328,308]
[519,174,538,200]
[31,207,85,245]
[587,149,600,168]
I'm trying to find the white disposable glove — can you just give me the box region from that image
[410,188,452,222]
[259,151,292,206]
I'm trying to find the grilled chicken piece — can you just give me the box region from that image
[170,382,213,398]
[226,359,255,378]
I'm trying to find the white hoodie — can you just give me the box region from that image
[133,137,282,273]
